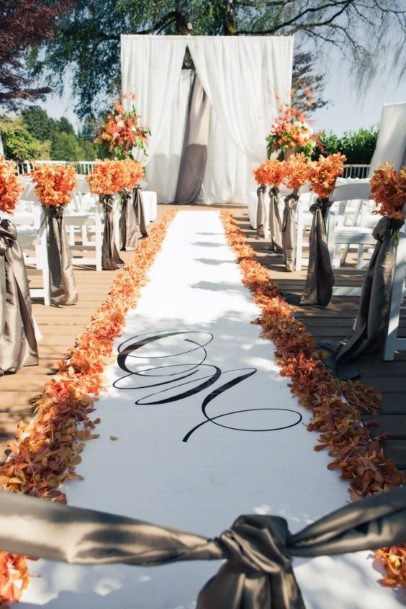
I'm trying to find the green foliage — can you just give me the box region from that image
[37,0,331,119]
[314,128,378,164]
[2,108,97,161]
[0,116,42,161]
[21,106,55,140]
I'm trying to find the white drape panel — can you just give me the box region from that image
[121,35,293,204]
[188,36,293,163]
[121,35,188,165]
[146,71,194,203]
[370,102,406,173]
[203,110,256,204]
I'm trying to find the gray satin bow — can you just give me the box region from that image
[0,486,405,609]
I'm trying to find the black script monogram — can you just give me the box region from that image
[115,330,302,442]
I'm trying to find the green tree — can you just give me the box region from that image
[0,0,72,109]
[35,0,404,118]
[0,116,42,161]
[21,106,56,141]
[55,116,76,135]
[50,130,82,160]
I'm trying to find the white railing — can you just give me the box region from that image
[343,164,371,179]
[17,160,96,175]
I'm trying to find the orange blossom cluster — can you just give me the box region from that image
[31,164,76,208]
[253,159,286,187]
[0,157,22,213]
[370,163,406,220]
[309,153,347,199]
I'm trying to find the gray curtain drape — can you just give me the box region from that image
[120,189,138,251]
[174,72,212,204]
[100,195,125,271]
[282,193,298,272]
[299,198,335,307]
[0,486,405,609]
[256,185,266,238]
[0,219,38,374]
[324,216,404,379]
[43,206,78,306]
[133,188,148,238]
[269,187,283,253]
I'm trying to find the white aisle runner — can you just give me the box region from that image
[21,212,402,609]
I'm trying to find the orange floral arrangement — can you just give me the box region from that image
[0,157,22,213]
[87,160,127,195]
[0,209,177,604]
[266,105,316,158]
[220,210,405,589]
[94,95,150,159]
[253,159,286,187]
[309,153,347,199]
[284,153,311,192]
[370,163,406,220]
[31,164,76,208]
[122,158,144,190]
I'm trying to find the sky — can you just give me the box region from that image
[42,45,406,137]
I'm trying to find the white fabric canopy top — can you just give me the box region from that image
[370,102,406,173]
[121,35,293,204]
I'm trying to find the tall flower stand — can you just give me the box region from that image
[43,205,78,306]
[119,189,138,251]
[281,191,299,272]
[0,219,38,374]
[100,195,124,270]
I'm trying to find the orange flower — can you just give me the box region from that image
[309,153,346,199]
[0,157,22,213]
[284,153,312,191]
[253,159,286,187]
[31,164,76,208]
[87,160,127,195]
[370,163,406,220]
[121,158,144,190]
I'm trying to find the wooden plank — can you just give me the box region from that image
[364,415,406,439]
[383,440,406,468]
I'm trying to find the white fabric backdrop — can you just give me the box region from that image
[121,35,294,204]
[121,36,187,165]
[370,102,406,172]
[146,70,194,203]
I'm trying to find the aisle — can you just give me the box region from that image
[20,211,402,609]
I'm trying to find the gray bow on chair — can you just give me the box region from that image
[0,219,38,373]
[0,486,405,609]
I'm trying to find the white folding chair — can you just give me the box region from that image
[8,207,51,306]
[327,181,375,277]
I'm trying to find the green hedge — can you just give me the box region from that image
[313,127,378,164]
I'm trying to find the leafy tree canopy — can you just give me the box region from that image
[0,0,72,108]
[36,0,406,119]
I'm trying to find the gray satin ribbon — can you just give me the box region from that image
[282,193,298,272]
[174,72,212,204]
[299,198,335,307]
[119,189,138,251]
[256,186,266,239]
[133,187,148,238]
[43,206,78,306]
[100,195,125,271]
[325,216,405,379]
[269,187,283,253]
[0,219,38,374]
[0,486,405,609]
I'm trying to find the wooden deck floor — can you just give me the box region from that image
[1,204,405,472]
